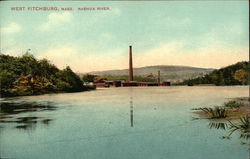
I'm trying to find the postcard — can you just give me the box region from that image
[0,0,249,159]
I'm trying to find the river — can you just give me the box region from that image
[0,86,249,159]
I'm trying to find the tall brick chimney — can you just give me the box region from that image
[129,45,133,81]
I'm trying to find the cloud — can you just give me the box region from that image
[39,46,127,73]
[204,23,246,46]
[162,17,191,27]
[38,36,249,73]
[99,32,116,43]
[1,22,21,34]
[135,41,248,69]
[40,12,72,30]
[39,46,78,69]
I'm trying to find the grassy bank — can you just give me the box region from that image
[192,97,250,140]
[192,97,249,121]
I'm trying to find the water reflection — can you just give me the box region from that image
[208,122,231,139]
[228,117,250,140]
[42,119,52,125]
[130,97,134,127]
[208,122,228,130]
[0,101,56,130]
[208,118,250,141]
[16,123,36,130]
[0,101,56,115]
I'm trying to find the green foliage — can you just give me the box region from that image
[82,74,96,82]
[56,66,83,92]
[224,100,244,108]
[0,53,91,97]
[0,70,17,90]
[134,76,156,82]
[233,69,248,84]
[94,75,156,82]
[95,75,128,81]
[54,79,72,91]
[179,61,249,86]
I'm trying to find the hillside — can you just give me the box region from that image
[88,65,214,81]
[179,61,249,86]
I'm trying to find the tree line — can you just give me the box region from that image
[82,74,157,83]
[0,53,94,97]
[179,61,249,86]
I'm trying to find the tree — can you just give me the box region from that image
[0,53,91,97]
[82,74,96,82]
[56,66,83,91]
[233,69,248,85]
[178,61,249,86]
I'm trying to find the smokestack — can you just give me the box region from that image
[158,70,160,85]
[129,45,133,81]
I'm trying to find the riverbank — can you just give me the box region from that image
[0,85,96,98]
[193,97,249,121]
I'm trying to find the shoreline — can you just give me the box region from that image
[0,85,96,98]
[1,85,247,98]
[193,97,250,121]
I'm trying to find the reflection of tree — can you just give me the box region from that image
[16,123,36,130]
[0,126,4,157]
[14,118,52,131]
[0,101,56,115]
[42,119,52,125]
[0,101,55,131]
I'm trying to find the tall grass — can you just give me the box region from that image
[228,116,250,140]
[193,106,227,119]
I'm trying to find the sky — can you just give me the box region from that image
[0,1,249,73]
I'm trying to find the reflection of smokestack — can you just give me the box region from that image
[129,45,133,81]
[130,97,133,127]
[158,70,160,84]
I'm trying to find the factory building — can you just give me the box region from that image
[94,46,171,87]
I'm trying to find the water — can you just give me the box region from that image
[0,86,249,159]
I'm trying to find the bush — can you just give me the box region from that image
[224,100,244,108]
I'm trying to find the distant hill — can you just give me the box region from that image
[88,65,214,82]
[179,61,249,86]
